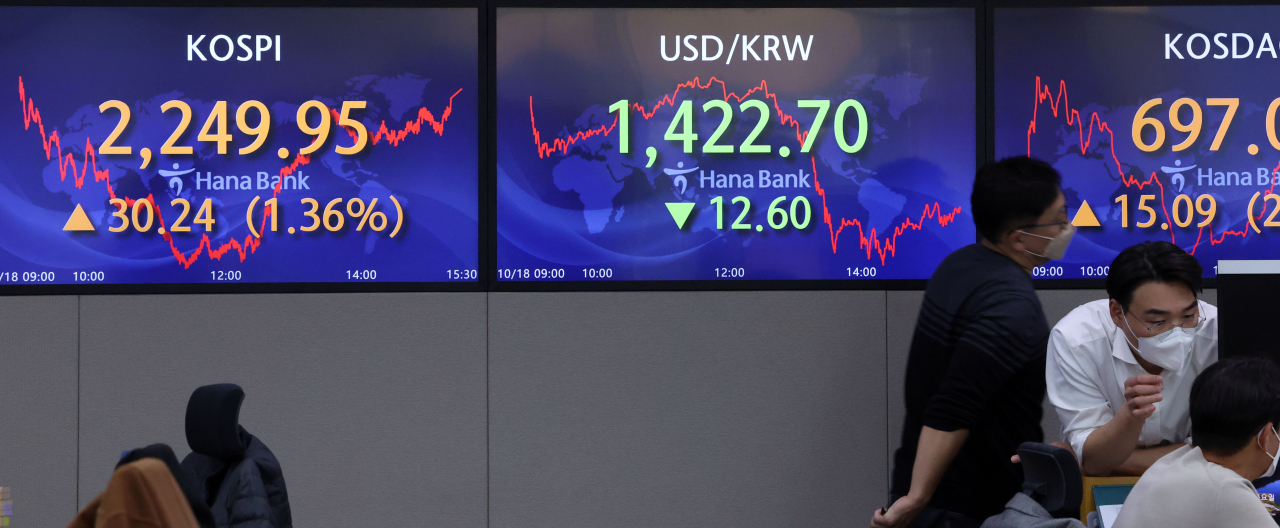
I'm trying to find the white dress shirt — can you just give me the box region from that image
[1046,299,1218,464]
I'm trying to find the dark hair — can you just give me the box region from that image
[971,157,1062,243]
[1105,241,1203,310]
[1190,357,1280,457]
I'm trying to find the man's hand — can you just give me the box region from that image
[871,494,925,528]
[1078,374,1167,476]
[878,427,968,528]
[1123,374,1164,420]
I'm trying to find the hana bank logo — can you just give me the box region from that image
[1161,159,1197,192]
[664,161,699,195]
[159,163,195,195]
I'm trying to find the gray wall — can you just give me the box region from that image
[0,289,1216,527]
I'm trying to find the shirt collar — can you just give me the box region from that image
[1108,317,1140,366]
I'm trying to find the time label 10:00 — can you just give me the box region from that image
[96,98,372,167]
[99,195,404,238]
[498,268,615,280]
[1032,266,1110,278]
[609,98,868,155]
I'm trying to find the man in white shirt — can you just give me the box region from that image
[1114,356,1280,528]
[1047,241,1217,476]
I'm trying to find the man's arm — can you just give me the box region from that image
[874,294,1045,527]
[871,426,970,528]
[1080,374,1165,476]
[1111,443,1185,476]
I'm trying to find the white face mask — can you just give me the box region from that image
[1121,316,1195,372]
[1018,223,1075,260]
[1259,427,1279,479]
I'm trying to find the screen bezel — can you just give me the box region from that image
[985,0,1268,290]
[487,0,983,292]
[0,0,488,295]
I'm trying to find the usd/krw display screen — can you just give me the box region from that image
[496,8,975,282]
[0,7,478,286]
[996,7,1280,280]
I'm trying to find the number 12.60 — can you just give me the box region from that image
[709,195,811,231]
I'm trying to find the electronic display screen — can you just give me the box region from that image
[496,8,975,282]
[0,7,478,287]
[996,6,1280,280]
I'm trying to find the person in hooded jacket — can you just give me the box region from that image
[179,384,291,528]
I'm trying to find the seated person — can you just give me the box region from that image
[1047,241,1217,476]
[1113,356,1280,528]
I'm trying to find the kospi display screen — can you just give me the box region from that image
[996,6,1280,280]
[496,8,975,282]
[0,7,478,288]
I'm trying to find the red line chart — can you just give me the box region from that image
[811,157,961,264]
[19,77,461,268]
[530,77,817,159]
[527,76,963,262]
[1025,76,1280,255]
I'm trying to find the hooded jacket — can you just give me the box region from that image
[180,428,291,528]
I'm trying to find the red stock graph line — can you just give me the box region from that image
[19,77,461,268]
[811,157,961,263]
[1025,76,1280,254]
[530,77,817,159]
[332,88,462,147]
[528,76,962,262]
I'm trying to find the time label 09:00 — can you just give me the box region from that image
[0,271,57,282]
[499,268,616,280]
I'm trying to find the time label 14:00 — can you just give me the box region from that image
[609,98,868,155]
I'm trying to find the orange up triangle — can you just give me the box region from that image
[1072,200,1101,227]
[63,204,95,231]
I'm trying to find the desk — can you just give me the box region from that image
[1080,476,1139,524]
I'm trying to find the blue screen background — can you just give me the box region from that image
[996,7,1280,279]
[0,7,478,285]
[496,8,976,281]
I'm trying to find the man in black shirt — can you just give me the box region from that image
[872,157,1072,528]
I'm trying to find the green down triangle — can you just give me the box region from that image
[665,202,696,229]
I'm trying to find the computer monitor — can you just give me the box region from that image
[1218,260,1280,506]
[1217,261,1280,361]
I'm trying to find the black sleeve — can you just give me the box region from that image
[922,292,1048,432]
[226,463,276,528]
